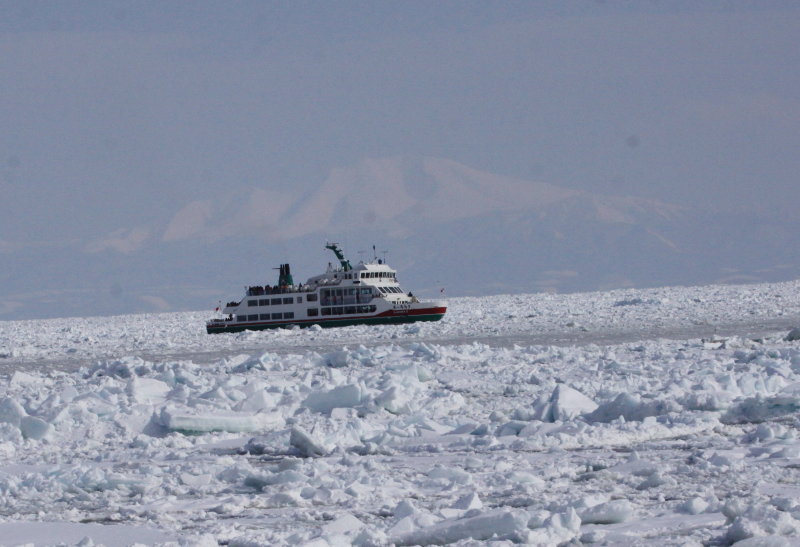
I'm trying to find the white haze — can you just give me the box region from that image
[1,2,800,318]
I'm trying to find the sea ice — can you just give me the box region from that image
[529,383,598,422]
[0,280,799,544]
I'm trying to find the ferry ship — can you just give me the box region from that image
[206,243,447,333]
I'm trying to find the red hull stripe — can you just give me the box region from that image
[207,306,446,331]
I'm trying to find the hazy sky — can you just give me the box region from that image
[1,1,799,246]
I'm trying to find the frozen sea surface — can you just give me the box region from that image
[0,281,800,545]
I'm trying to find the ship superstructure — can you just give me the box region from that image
[206,243,446,333]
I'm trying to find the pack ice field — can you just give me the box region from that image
[2,280,800,545]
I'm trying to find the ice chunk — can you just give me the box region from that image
[289,426,328,457]
[20,416,53,440]
[323,350,352,368]
[530,384,598,422]
[393,500,419,520]
[0,397,27,427]
[375,365,429,415]
[526,508,581,544]
[303,384,363,414]
[158,408,277,433]
[586,393,680,422]
[578,499,634,524]
[392,508,529,545]
[678,497,709,515]
[452,492,483,511]
[726,503,800,544]
[785,328,800,342]
[127,377,171,404]
[428,464,472,485]
[509,471,545,487]
[235,390,280,413]
[722,387,800,424]
[9,371,42,387]
[0,423,22,444]
[322,513,364,535]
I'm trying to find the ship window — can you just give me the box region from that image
[259,299,269,306]
[333,307,343,315]
[345,306,356,315]
[335,288,343,297]
[283,297,293,305]
[272,313,282,320]
[271,298,282,305]
[296,296,302,303]
[379,287,387,293]
[248,300,257,307]
[284,312,294,319]
[321,308,332,316]
[247,314,258,321]
[360,288,371,295]
[237,316,244,322]
[307,293,318,302]
[370,305,377,312]
[307,308,318,317]
[260,314,270,320]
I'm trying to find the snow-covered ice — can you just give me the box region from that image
[1,280,800,545]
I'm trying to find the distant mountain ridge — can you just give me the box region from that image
[3,156,799,319]
[149,156,686,244]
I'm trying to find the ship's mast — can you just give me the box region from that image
[325,242,352,271]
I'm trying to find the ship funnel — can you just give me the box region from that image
[278,263,294,287]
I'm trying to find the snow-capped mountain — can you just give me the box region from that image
[153,156,685,242]
[4,156,799,319]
